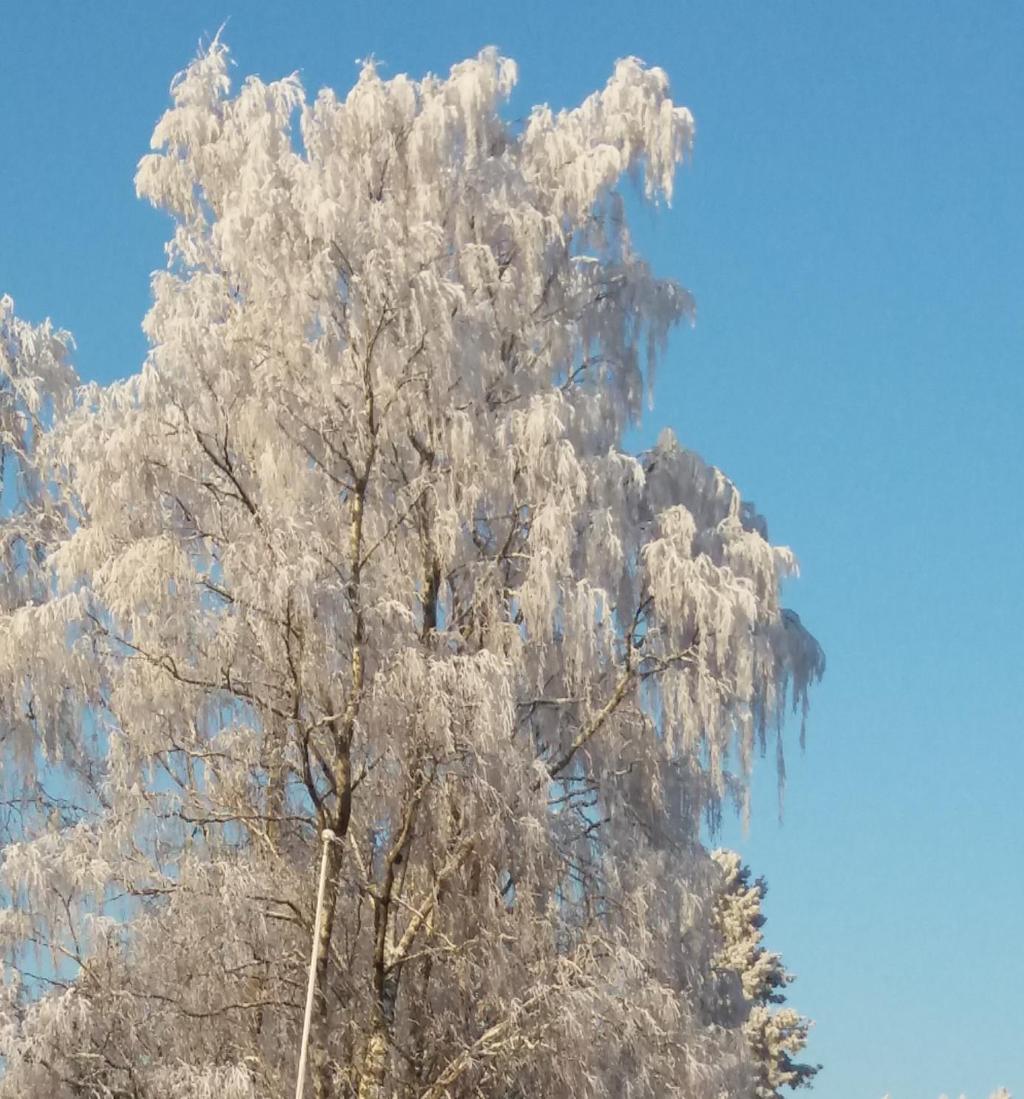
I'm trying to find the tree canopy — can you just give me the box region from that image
[0,40,826,1098]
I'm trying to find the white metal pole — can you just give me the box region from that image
[295,828,336,1099]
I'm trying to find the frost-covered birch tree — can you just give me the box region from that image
[0,40,824,1098]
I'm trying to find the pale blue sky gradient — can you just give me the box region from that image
[2,3,1021,1096]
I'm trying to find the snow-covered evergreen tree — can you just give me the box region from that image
[711,850,819,1099]
[0,40,824,1097]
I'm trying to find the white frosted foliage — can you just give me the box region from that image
[0,39,824,1098]
[711,850,818,1099]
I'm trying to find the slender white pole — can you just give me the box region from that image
[295,828,336,1099]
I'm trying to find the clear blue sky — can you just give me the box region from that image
[2,3,1021,1096]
